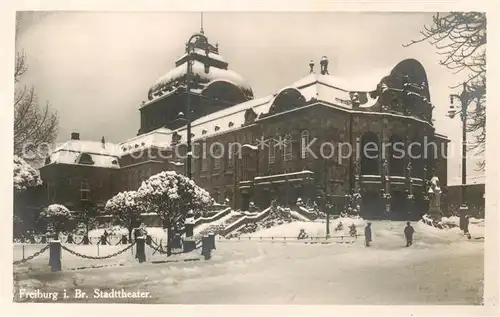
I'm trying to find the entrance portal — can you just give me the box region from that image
[390,191,408,220]
[241,193,250,211]
[361,191,383,220]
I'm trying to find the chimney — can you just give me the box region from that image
[101,136,106,149]
[71,132,80,140]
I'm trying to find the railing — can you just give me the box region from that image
[291,205,317,221]
[218,234,365,242]
[219,207,271,237]
[194,207,232,227]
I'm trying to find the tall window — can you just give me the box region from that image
[360,132,380,175]
[213,145,222,170]
[268,138,275,164]
[80,179,90,201]
[389,134,405,176]
[243,154,252,180]
[47,181,56,201]
[301,130,310,159]
[284,134,292,161]
[227,144,237,170]
[201,152,208,172]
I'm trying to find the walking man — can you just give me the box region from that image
[404,221,414,247]
[464,214,471,239]
[364,222,372,247]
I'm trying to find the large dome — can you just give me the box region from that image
[147,33,253,103]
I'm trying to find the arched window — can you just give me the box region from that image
[389,134,406,176]
[227,143,238,170]
[283,134,292,161]
[213,145,222,170]
[77,153,94,165]
[301,130,310,159]
[360,132,380,175]
[243,154,252,180]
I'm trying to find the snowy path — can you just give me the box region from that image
[13,221,484,304]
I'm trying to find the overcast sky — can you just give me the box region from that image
[15,11,485,184]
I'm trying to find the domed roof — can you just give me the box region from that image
[147,32,253,102]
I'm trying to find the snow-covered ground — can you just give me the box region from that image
[242,217,366,238]
[13,221,484,304]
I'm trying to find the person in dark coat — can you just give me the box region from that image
[404,222,414,247]
[464,214,470,234]
[364,223,372,247]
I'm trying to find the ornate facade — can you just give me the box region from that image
[39,31,448,220]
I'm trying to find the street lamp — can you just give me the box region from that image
[315,186,329,237]
[448,82,472,216]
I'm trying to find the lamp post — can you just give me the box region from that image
[316,186,329,237]
[448,82,472,216]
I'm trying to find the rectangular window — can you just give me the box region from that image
[80,179,90,201]
[301,130,310,159]
[268,138,275,164]
[284,134,292,161]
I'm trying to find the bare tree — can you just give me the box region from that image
[404,12,486,170]
[14,52,59,163]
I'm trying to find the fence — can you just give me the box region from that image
[219,234,365,242]
[13,233,217,271]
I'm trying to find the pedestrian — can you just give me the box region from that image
[464,214,470,235]
[404,221,414,247]
[349,223,357,239]
[364,222,372,247]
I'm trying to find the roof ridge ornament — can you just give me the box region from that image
[200,12,204,34]
[320,56,329,75]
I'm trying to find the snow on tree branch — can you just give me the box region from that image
[404,12,486,171]
[136,171,213,223]
[41,204,71,237]
[105,191,145,228]
[403,12,486,84]
[14,154,42,192]
[14,51,59,163]
[41,204,71,218]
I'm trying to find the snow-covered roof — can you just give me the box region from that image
[120,95,274,152]
[148,60,252,103]
[188,95,273,141]
[118,128,172,153]
[45,140,121,169]
[292,66,393,92]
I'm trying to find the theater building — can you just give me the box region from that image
[39,31,448,220]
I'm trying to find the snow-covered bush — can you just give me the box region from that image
[105,190,145,241]
[41,204,71,238]
[136,171,212,254]
[239,223,258,234]
[13,155,42,193]
[421,213,456,229]
[343,192,361,216]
